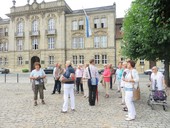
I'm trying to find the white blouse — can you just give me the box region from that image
[124,69,139,88]
[151,72,164,90]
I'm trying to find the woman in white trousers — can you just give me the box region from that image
[61,61,76,113]
[122,60,139,121]
[82,64,89,98]
[62,83,75,112]
[120,62,128,105]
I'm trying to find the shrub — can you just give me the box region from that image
[22,69,29,73]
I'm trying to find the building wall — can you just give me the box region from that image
[0,0,116,72]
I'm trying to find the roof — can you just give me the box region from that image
[0,18,10,25]
[116,18,123,24]
[72,5,115,14]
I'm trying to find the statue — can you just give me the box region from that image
[12,0,16,7]
[27,0,30,4]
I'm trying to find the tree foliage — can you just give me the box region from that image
[122,0,170,86]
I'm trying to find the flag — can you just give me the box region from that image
[83,8,92,38]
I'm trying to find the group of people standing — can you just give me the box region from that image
[29,59,99,110]
[101,60,139,121]
[31,59,167,121]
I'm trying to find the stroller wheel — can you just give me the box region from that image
[163,105,168,111]
[151,104,154,110]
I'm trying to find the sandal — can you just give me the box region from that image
[123,107,128,111]
[34,101,38,106]
[42,100,45,105]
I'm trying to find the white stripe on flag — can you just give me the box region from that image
[85,15,92,37]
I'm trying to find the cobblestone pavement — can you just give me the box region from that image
[0,75,170,128]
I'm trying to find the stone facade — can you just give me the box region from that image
[0,0,116,72]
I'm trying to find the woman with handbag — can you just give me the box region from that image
[61,61,75,113]
[30,62,46,106]
[122,60,139,121]
[86,59,99,106]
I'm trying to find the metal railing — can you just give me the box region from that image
[0,73,54,84]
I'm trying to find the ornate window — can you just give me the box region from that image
[0,28,3,36]
[32,38,38,50]
[0,57,3,65]
[78,20,84,30]
[48,37,55,49]
[94,36,107,48]
[94,36,100,48]
[72,20,78,30]
[102,55,107,64]
[4,57,8,65]
[48,18,55,31]
[17,22,24,33]
[72,37,84,49]
[72,38,77,49]
[17,56,23,65]
[0,43,3,51]
[94,18,100,28]
[101,17,107,28]
[101,36,107,48]
[79,55,84,64]
[95,55,100,64]
[140,59,145,65]
[4,42,8,51]
[32,20,38,32]
[17,40,23,51]
[79,37,84,48]
[73,55,77,64]
[4,28,8,36]
[49,56,54,65]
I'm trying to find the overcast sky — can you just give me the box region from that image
[0,0,133,19]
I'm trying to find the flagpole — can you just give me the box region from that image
[82,6,92,38]
[82,6,87,17]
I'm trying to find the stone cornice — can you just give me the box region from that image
[6,0,72,18]
[7,7,65,18]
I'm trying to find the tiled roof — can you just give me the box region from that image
[72,5,115,14]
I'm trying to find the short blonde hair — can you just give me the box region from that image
[122,61,127,65]
[66,60,72,66]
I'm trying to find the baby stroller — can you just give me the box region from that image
[147,84,168,111]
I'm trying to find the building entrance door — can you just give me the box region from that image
[31,56,40,71]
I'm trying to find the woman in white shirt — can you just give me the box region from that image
[151,66,166,90]
[122,60,139,121]
[30,62,46,106]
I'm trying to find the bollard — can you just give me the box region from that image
[5,73,6,83]
[17,73,19,83]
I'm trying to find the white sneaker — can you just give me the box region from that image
[125,117,135,121]
[125,115,129,117]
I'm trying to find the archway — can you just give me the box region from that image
[31,56,40,71]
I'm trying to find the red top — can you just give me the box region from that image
[103,68,111,82]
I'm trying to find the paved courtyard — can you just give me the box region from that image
[0,74,170,128]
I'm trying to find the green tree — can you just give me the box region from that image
[122,0,170,86]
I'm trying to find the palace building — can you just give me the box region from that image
[0,0,116,72]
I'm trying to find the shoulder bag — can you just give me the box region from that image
[88,67,98,85]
